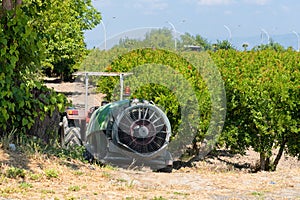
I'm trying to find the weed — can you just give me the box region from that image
[6,131,86,163]
[82,185,87,190]
[66,196,77,200]
[115,179,135,189]
[251,191,265,199]
[125,197,134,200]
[126,180,135,189]
[73,170,84,176]
[6,167,26,179]
[0,174,8,184]
[44,169,59,179]
[19,182,33,189]
[55,145,86,162]
[18,134,51,154]
[152,196,167,200]
[0,187,18,195]
[102,171,111,178]
[41,189,55,194]
[68,185,81,192]
[102,164,116,170]
[116,178,127,183]
[29,172,42,181]
[173,191,190,197]
[0,129,17,150]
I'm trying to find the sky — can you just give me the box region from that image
[84,0,300,50]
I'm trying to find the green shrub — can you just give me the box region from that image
[44,169,59,179]
[6,167,26,179]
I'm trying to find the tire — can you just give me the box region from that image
[83,148,95,163]
[64,127,82,147]
[155,165,173,173]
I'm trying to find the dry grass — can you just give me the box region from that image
[0,146,300,200]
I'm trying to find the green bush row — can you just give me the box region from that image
[94,48,299,171]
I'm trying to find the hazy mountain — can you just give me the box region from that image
[85,32,300,51]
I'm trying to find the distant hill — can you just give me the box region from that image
[228,33,299,51]
[85,31,300,51]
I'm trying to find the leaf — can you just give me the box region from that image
[22,118,29,126]
[50,96,57,104]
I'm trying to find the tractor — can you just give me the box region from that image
[59,72,174,172]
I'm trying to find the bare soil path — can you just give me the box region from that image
[1,147,300,200]
[44,78,105,107]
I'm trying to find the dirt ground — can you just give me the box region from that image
[0,147,300,200]
[44,78,106,107]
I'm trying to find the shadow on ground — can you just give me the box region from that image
[0,148,31,171]
[172,150,255,172]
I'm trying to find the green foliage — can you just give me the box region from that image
[54,145,87,162]
[213,40,234,50]
[116,28,174,50]
[28,173,42,181]
[81,47,128,72]
[93,48,212,156]
[0,129,17,150]
[252,39,286,52]
[173,191,190,197]
[152,196,167,200]
[0,7,67,138]
[213,49,300,170]
[68,185,81,192]
[17,133,58,154]
[80,29,299,170]
[44,169,59,179]
[105,28,213,52]
[179,33,212,51]
[19,182,33,189]
[6,167,26,179]
[15,132,87,162]
[21,0,101,80]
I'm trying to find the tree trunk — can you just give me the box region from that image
[16,0,22,6]
[1,0,22,18]
[273,140,286,171]
[260,152,266,171]
[259,152,271,171]
[2,0,12,10]
[29,108,61,144]
[265,157,270,171]
[2,0,22,10]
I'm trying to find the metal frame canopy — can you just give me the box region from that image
[72,72,133,113]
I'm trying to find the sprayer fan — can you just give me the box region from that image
[113,104,170,154]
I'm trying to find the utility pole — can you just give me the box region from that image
[261,28,270,44]
[292,31,300,52]
[100,20,107,50]
[224,25,232,42]
[166,21,177,50]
